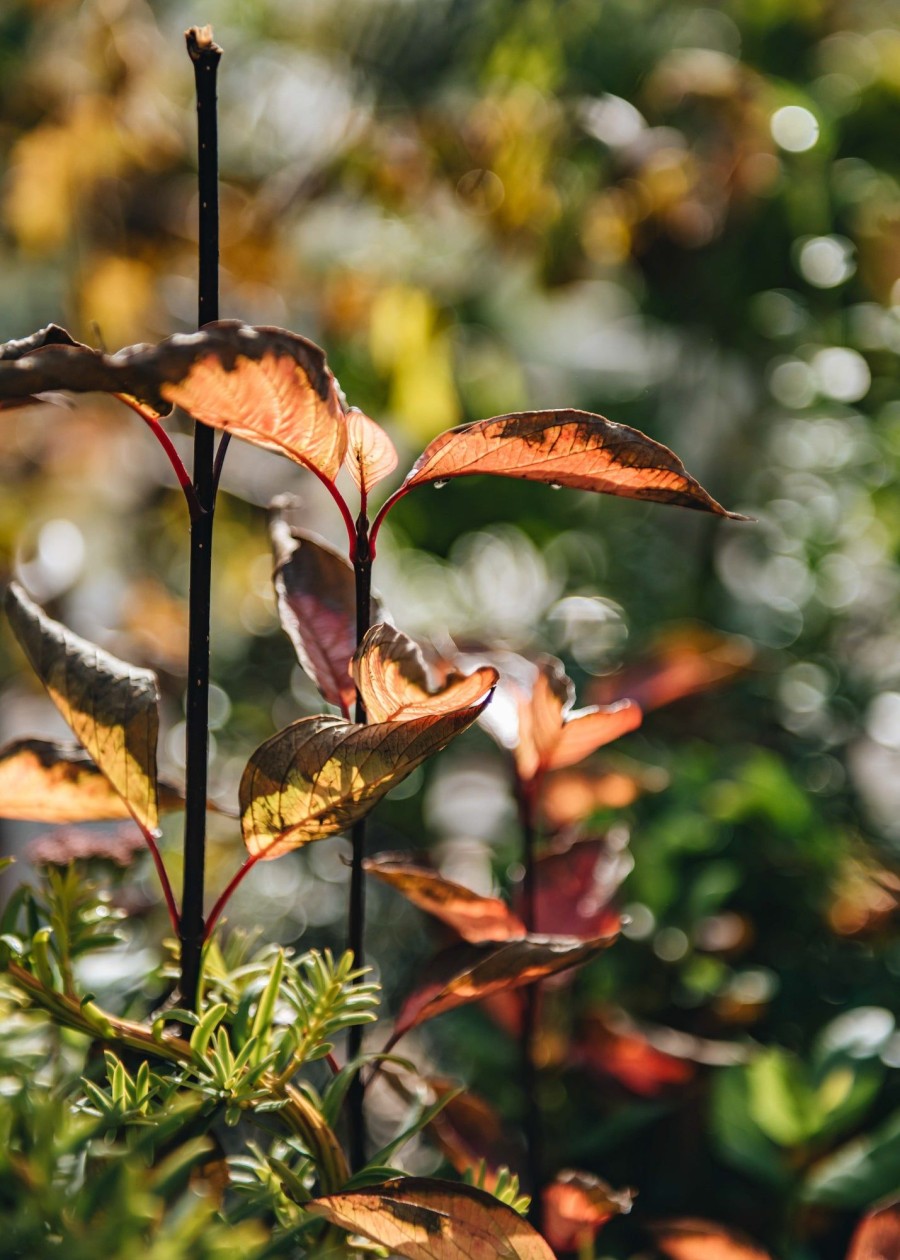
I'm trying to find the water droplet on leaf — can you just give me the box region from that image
[433,480,448,489]
[550,482,562,490]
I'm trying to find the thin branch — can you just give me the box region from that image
[138,820,180,935]
[203,853,261,942]
[115,395,202,519]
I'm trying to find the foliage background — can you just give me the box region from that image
[3,0,900,1255]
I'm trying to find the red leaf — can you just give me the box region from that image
[653,1220,771,1260]
[516,834,631,939]
[846,1201,900,1260]
[593,624,753,713]
[543,1171,635,1255]
[365,854,526,943]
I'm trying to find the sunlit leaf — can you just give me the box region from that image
[344,408,398,494]
[542,1170,635,1255]
[846,1201,900,1260]
[5,584,160,833]
[539,760,668,829]
[241,700,490,860]
[0,322,348,480]
[353,623,498,724]
[308,1177,555,1259]
[365,854,526,943]
[396,410,746,517]
[0,737,183,824]
[271,507,365,717]
[593,624,753,712]
[653,1220,771,1260]
[392,932,616,1042]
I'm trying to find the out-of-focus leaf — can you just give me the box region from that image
[344,408,398,494]
[240,700,490,860]
[395,410,745,517]
[575,1012,698,1098]
[593,624,754,712]
[516,657,641,782]
[391,933,616,1042]
[802,1109,900,1208]
[27,822,146,868]
[271,509,365,716]
[846,1201,900,1260]
[516,834,631,938]
[352,623,498,723]
[307,1177,555,1259]
[5,583,160,833]
[542,1170,635,1255]
[0,738,182,823]
[539,760,668,829]
[0,322,347,479]
[365,854,526,943]
[711,1064,790,1188]
[653,1219,772,1260]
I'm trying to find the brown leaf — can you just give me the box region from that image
[593,624,754,712]
[270,508,369,716]
[240,701,490,860]
[543,1171,635,1254]
[518,834,630,939]
[5,584,160,833]
[364,854,526,943]
[392,932,617,1042]
[398,410,746,517]
[0,738,183,824]
[353,624,499,723]
[307,1177,555,1260]
[0,322,347,480]
[344,408,398,494]
[846,1201,900,1260]
[652,1220,771,1260]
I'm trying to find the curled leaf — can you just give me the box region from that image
[308,1177,555,1260]
[0,737,183,824]
[270,508,367,716]
[365,854,526,943]
[543,1171,635,1255]
[241,700,491,860]
[353,623,498,724]
[344,408,398,494]
[397,410,745,517]
[392,932,617,1042]
[653,1219,772,1260]
[5,584,161,833]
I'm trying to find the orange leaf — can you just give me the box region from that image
[397,410,745,517]
[240,701,490,860]
[364,854,526,943]
[543,1171,635,1254]
[392,932,616,1043]
[653,1220,771,1260]
[344,408,398,494]
[270,506,371,716]
[546,702,642,771]
[846,1201,900,1260]
[308,1177,555,1260]
[539,761,667,829]
[593,624,754,712]
[353,623,498,723]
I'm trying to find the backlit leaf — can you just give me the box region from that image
[0,322,347,480]
[539,761,668,829]
[308,1177,555,1260]
[846,1201,900,1260]
[344,408,398,494]
[0,737,183,824]
[392,932,616,1041]
[364,854,526,943]
[241,701,490,860]
[543,1171,635,1254]
[271,508,366,716]
[397,410,745,517]
[593,624,753,712]
[353,624,498,723]
[653,1220,771,1260]
[516,835,630,938]
[5,584,160,833]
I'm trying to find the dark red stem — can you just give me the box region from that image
[203,853,261,942]
[116,396,201,519]
[138,821,180,935]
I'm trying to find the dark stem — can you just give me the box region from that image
[347,510,372,1171]
[180,26,222,1012]
[204,853,261,942]
[519,781,544,1232]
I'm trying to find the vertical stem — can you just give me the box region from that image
[181,26,222,1011]
[519,783,544,1232]
[347,511,372,1171]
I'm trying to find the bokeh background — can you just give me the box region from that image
[4,0,900,1255]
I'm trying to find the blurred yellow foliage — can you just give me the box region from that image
[369,285,460,440]
[79,255,156,348]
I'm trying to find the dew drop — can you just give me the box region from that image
[433,480,448,489]
[550,482,562,490]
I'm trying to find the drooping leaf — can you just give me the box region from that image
[846,1201,900,1260]
[241,700,491,860]
[270,507,370,716]
[0,737,183,823]
[364,854,526,943]
[652,1220,771,1260]
[0,321,348,480]
[515,834,630,938]
[396,410,746,517]
[352,623,498,723]
[542,1171,635,1255]
[307,1177,555,1260]
[392,932,617,1042]
[593,624,754,712]
[344,408,398,494]
[5,584,161,833]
